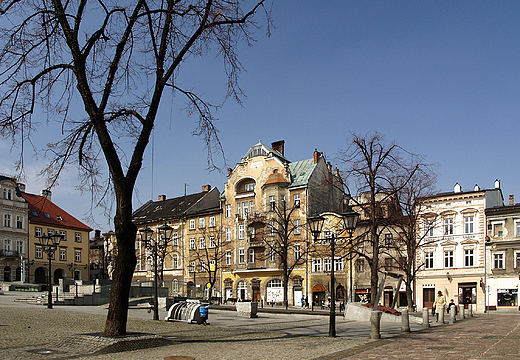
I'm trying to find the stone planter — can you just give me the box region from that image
[236,301,258,318]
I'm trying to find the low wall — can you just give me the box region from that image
[345,302,422,324]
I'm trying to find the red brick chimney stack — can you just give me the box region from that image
[202,185,211,192]
[271,140,285,156]
[510,194,514,206]
[158,194,166,201]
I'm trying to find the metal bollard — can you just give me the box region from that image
[422,307,430,328]
[370,311,382,339]
[449,306,456,324]
[437,305,445,324]
[401,309,410,332]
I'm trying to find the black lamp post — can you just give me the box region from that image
[139,223,173,320]
[308,209,359,337]
[38,233,63,309]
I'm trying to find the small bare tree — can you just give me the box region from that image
[0,0,270,336]
[261,201,310,309]
[190,225,226,303]
[338,132,421,304]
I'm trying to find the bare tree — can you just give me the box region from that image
[262,201,310,309]
[381,160,438,311]
[0,0,269,336]
[190,225,226,303]
[338,132,420,304]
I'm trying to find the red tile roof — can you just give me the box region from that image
[22,192,92,232]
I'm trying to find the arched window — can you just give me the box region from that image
[237,280,248,300]
[172,279,179,292]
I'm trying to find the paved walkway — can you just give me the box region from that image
[1,291,519,359]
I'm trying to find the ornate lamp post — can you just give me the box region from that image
[308,209,359,337]
[38,233,63,309]
[139,223,173,320]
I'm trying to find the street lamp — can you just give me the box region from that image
[308,209,359,337]
[38,232,63,309]
[139,223,173,320]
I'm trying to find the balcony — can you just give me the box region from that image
[248,239,265,248]
[0,249,20,258]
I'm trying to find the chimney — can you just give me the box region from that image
[40,189,52,201]
[313,149,323,164]
[454,183,462,193]
[202,185,211,192]
[474,184,480,191]
[271,140,285,156]
[495,179,501,189]
[17,183,26,192]
[95,229,101,240]
[510,195,514,206]
[158,194,166,201]
[228,168,233,176]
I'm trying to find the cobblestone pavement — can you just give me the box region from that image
[2,294,518,360]
[327,313,520,359]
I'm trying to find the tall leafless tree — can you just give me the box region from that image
[338,132,421,304]
[0,0,269,336]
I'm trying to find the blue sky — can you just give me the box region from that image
[2,1,520,233]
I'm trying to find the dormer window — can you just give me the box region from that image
[56,215,63,221]
[31,211,39,217]
[44,213,51,219]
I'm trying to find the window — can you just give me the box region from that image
[294,244,301,261]
[210,259,216,271]
[16,240,24,254]
[356,259,365,272]
[199,218,205,228]
[189,219,195,230]
[237,202,242,217]
[75,232,82,242]
[225,227,231,242]
[199,238,206,249]
[4,239,11,252]
[60,230,67,241]
[444,250,454,268]
[172,279,179,292]
[209,237,216,248]
[172,232,178,246]
[494,253,504,269]
[280,195,286,208]
[135,240,141,250]
[444,218,454,235]
[48,229,54,235]
[209,216,216,227]
[16,216,23,229]
[464,249,474,267]
[293,194,300,208]
[225,204,231,218]
[313,258,322,272]
[34,246,42,259]
[426,220,434,237]
[243,202,248,218]
[385,233,393,245]
[250,201,254,215]
[516,222,520,237]
[238,248,245,264]
[31,211,39,217]
[226,250,232,265]
[516,252,520,268]
[189,238,195,250]
[4,214,11,227]
[199,260,206,272]
[136,260,141,271]
[464,216,474,234]
[269,196,276,211]
[238,224,245,239]
[269,247,276,262]
[335,257,344,271]
[35,227,42,237]
[425,251,434,269]
[75,249,81,262]
[249,227,255,239]
[245,183,255,192]
[294,219,301,235]
[189,261,195,272]
[324,258,332,272]
[172,255,178,269]
[385,258,394,271]
[249,248,254,264]
[59,248,66,261]
[44,213,51,219]
[269,221,276,236]
[56,215,63,221]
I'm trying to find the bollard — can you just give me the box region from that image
[422,307,430,328]
[437,305,445,324]
[449,306,456,324]
[370,311,382,339]
[457,305,463,321]
[401,309,410,332]
[469,304,473,317]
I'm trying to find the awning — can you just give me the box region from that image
[355,289,371,294]
[313,284,326,292]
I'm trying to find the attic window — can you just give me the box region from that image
[154,206,163,212]
[44,213,51,219]
[56,215,63,221]
[31,211,39,217]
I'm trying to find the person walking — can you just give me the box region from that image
[433,290,447,320]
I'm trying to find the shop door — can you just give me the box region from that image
[384,291,393,308]
[460,285,476,309]
[423,288,435,309]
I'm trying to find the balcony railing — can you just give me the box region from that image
[0,249,20,257]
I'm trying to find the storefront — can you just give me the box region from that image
[497,288,518,307]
